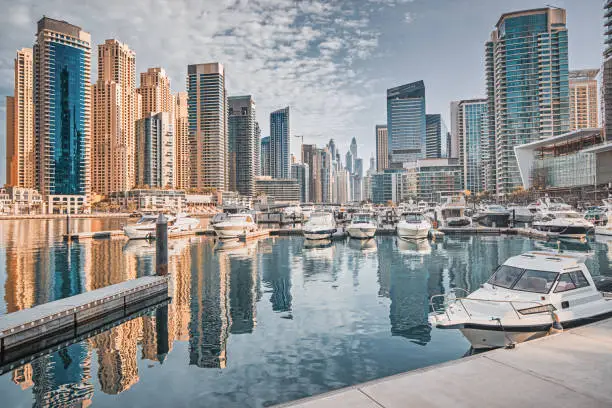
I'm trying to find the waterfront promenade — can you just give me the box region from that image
[277,318,612,408]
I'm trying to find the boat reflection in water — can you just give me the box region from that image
[348,237,377,253]
[396,237,432,256]
[303,239,335,261]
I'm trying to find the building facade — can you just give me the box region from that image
[486,8,569,195]
[302,144,321,203]
[569,69,599,130]
[254,178,300,203]
[260,136,270,177]
[92,39,137,195]
[187,63,227,191]
[414,158,463,203]
[6,48,35,188]
[375,125,388,171]
[174,92,190,189]
[135,112,174,188]
[270,107,290,179]
[603,0,612,141]
[291,163,309,203]
[456,99,488,194]
[138,67,173,118]
[425,114,449,159]
[34,17,92,205]
[387,81,426,166]
[228,95,257,197]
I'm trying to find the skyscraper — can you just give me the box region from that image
[486,8,569,194]
[302,144,321,203]
[135,112,174,188]
[456,99,488,194]
[291,162,309,203]
[569,69,599,130]
[34,17,92,205]
[92,39,137,195]
[6,48,35,188]
[387,80,426,166]
[270,107,290,179]
[138,67,173,118]
[425,114,449,159]
[375,125,388,171]
[187,63,227,191]
[449,101,461,159]
[603,1,612,140]
[345,150,353,174]
[260,136,270,177]
[174,92,190,189]
[228,95,257,196]
[254,122,261,177]
[349,137,357,158]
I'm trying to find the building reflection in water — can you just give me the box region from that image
[261,238,292,314]
[228,242,258,335]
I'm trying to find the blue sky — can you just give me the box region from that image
[0,0,604,184]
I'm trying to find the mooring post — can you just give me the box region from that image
[512,209,516,228]
[156,214,168,276]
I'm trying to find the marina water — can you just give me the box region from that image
[0,219,611,407]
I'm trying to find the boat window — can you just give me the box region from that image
[554,271,590,293]
[512,270,558,294]
[487,265,523,289]
[404,214,423,222]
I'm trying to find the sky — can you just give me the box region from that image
[0,0,605,185]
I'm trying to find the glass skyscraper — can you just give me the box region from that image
[34,17,91,199]
[486,8,569,195]
[270,107,290,179]
[456,99,488,194]
[387,80,426,166]
[228,95,257,196]
[603,0,612,141]
[425,114,449,159]
[260,136,270,177]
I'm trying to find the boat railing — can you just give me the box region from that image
[430,293,551,322]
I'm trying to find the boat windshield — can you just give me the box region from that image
[556,212,581,219]
[352,214,372,223]
[488,265,558,294]
[404,213,423,222]
[138,217,157,225]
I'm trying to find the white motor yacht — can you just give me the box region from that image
[346,213,377,239]
[437,196,472,227]
[213,213,257,239]
[397,212,431,239]
[123,213,200,240]
[532,210,594,239]
[303,212,337,240]
[595,197,612,236]
[430,251,612,349]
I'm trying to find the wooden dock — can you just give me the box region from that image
[0,276,169,362]
[275,318,612,407]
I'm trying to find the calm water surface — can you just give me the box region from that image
[0,219,611,407]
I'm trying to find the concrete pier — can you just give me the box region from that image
[275,318,612,407]
[0,276,168,360]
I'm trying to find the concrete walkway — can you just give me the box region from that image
[276,318,612,408]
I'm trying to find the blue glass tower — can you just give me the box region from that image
[270,107,290,179]
[457,99,488,193]
[34,17,91,199]
[486,8,569,194]
[387,81,426,166]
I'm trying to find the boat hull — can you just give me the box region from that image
[397,225,429,239]
[595,226,612,236]
[123,227,155,240]
[346,226,376,239]
[303,229,336,240]
[532,224,595,239]
[474,213,511,227]
[214,225,255,239]
[459,327,549,349]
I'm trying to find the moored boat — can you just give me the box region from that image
[213,213,257,239]
[346,213,377,239]
[430,251,612,349]
[303,212,337,240]
[397,212,431,239]
[123,213,200,240]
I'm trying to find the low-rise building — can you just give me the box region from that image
[255,177,300,204]
[412,158,463,203]
[109,189,186,211]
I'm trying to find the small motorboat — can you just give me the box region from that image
[303,212,337,240]
[532,210,595,239]
[346,213,377,239]
[430,251,612,349]
[397,212,431,239]
[123,213,200,240]
[213,213,257,239]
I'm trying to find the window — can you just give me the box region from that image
[512,270,558,294]
[554,271,590,293]
[488,265,523,289]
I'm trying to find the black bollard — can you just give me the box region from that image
[156,214,168,276]
[66,214,71,236]
[512,209,516,228]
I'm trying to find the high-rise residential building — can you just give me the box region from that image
[387,80,426,166]
[138,67,173,118]
[187,63,227,191]
[603,1,612,140]
[352,157,363,202]
[6,48,35,188]
[260,136,270,177]
[270,107,290,179]
[135,112,174,188]
[228,95,257,197]
[34,17,92,206]
[291,163,309,203]
[345,150,353,174]
[328,139,337,159]
[174,92,190,189]
[376,125,388,171]
[254,122,261,177]
[449,101,461,159]
[456,99,488,194]
[92,39,137,196]
[302,144,321,203]
[569,69,599,130]
[369,154,375,173]
[425,114,449,159]
[320,146,333,203]
[486,8,569,195]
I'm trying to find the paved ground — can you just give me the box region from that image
[276,318,612,408]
